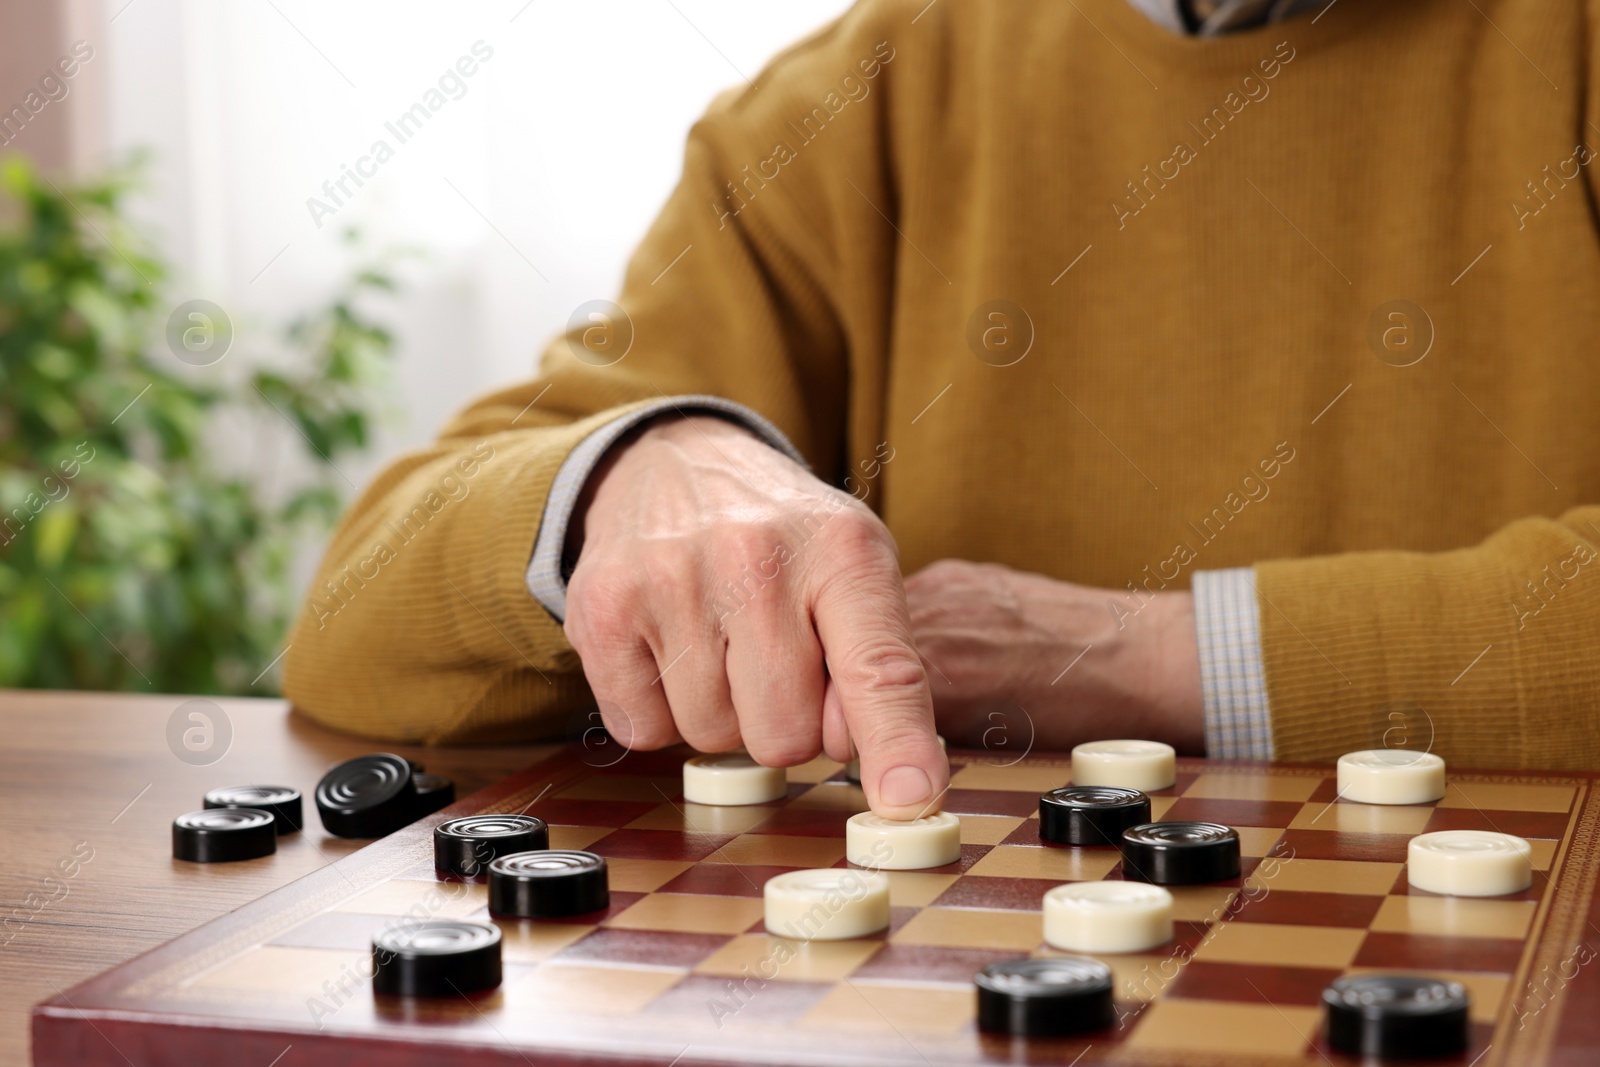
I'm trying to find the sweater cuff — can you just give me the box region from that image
[1192,567,1275,760]
[525,395,806,622]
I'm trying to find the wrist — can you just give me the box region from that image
[564,414,766,570]
[1147,591,1204,754]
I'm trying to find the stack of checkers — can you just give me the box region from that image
[170,754,459,864]
[368,841,615,998]
[315,753,456,838]
[171,785,303,863]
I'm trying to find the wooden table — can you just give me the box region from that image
[0,688,554,1067]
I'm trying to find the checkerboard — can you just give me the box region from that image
[33,747,1600,1066]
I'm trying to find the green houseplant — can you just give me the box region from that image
[0,155,398,694]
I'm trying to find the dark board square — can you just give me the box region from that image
[1164,960,1345,1007]
[586,828,734,862]
[851,944,1022,984]
[1307,777,1342,803]
[1422,807,1572,840]
[1355,931,1525,974]
[658,864,801,898]
[1222,889,1384,928]
[1278,828,1413,863]
[553,927,732,969]
[598,748,700,776]
[1163,797,1306,828]
[581,769,684,803]
[929,875,1058,912]
[742,806,856,837]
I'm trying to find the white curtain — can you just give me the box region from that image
[103,0,854,491]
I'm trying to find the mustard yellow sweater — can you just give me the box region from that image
[284,0,1600,769]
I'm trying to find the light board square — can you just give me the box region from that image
[1289,800,1435,835]
[504,963,683,1016]
[549,824,615,850]
[1129,999,1320,1056]
[1191,922,1366,969]
[788,783,869,811]
[959,814,1027,845]
[1370,895,1537,940]
[186,945,367,995]
[950,764,1073,793]
[966,844,1122,882]
[498,922,597,963]
[891,907,1041,951]
[786,755,847,783]
[1166,885,1240,923]
[799,981,976,1034]
[607,858,696,893]
[1437,782,1575,813]
[607,893,767,936]
[1235,826,1286,857]
[882,871,961,907]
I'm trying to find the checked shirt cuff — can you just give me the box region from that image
[1192,566,1275,759]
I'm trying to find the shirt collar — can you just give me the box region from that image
[1127,0,1328,37]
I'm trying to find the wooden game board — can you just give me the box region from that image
[33,747,1600,1066]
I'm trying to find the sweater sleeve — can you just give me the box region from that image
[1259,11,1600,771]
[1255,506,1600,769]
[524,396,805,622]
[282,2,909,744]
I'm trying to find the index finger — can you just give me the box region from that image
[812,568,948,820]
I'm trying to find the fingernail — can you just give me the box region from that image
[880,765,932,807]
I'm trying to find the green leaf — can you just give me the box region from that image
[32,501,77,568]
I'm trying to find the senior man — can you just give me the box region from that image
[286,0,1600,816]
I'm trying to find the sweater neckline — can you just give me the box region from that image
[1095,0,1371,79]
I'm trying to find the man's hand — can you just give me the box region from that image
[904,559,1204,755]
[564,415,949,818]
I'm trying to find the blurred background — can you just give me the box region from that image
[0,0,852,696]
